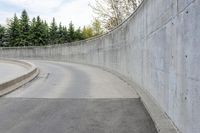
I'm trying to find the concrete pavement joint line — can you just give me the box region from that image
[0,58,39,96]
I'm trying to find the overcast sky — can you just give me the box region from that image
[0,0,95,27]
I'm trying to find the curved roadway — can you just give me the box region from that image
[0,60,157,133]
[5,61,138,98]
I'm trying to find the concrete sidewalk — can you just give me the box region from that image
[0,62,28,84]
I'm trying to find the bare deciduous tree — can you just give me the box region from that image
[90,0,142,30]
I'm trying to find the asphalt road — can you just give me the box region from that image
[0,60,157,133]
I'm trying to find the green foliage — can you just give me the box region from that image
[30,16,49,46]
[57,23,65,43]
[74,28,84,41]
[19,10,30,46]
[68,22,75,42]
[81,19,104,40]
[0,25,5,47]
[0,10,96,47]
[29,17,37,46]
[82,26,94,39]
[90,0,139,30]
[92,19,104,36]
[49,18,58,44]
[7,14,20,46]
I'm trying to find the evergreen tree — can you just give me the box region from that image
[19,10,30,46]
[74,28,84,41]
[35,16,46,45]
[30,17,37,46]
[68,21,75,42]
[49,17,58,44]
[0,25,5,47]
[1,10,97,47]
[43,21,49,45]
[57,23,65,43]
[2,30,9,47]
[63,26,69,43]
[30,17,49,46]
[7,14,20,47]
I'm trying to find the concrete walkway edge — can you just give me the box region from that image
[0,58,39,96]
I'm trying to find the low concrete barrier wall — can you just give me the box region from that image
[0,59,39,96]
[0,0,199,132]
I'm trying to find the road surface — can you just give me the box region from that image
[0,60,157,133]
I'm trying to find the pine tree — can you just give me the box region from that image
[43,21,49,45]
[19,10,30,46]
[30,17,37,46]
[68,21,75,42]
[49,17,58,44]
[63,26,69,43]
[74,28,84,41]
[2,29,9,47]
[57,23,64,43]
[36,16,44,45]
[1,10,97,47]
[0,25,5,47]
[7,14,20,47]
[30,16,49,46]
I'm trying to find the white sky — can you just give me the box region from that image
[0,0,96,27]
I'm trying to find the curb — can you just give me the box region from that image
[0,58,39,96]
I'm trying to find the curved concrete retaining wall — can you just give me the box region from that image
[0,0,199,132]
[0,59,39,96]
